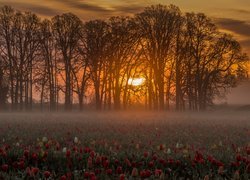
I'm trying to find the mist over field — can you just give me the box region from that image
[0,110,249,146]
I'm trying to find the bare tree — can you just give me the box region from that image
[135,4,182,110]
[183,13,248,110]
[37,19,58,111]
[84,20,110,110]
[0,57,8,110]
[52,13,83,111]
[107,17,142,110]
[0,6,40,111]
[71,39,90,111]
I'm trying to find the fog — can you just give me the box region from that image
[226,80,250,105]
[0,110,249,146]
[1,109,250,124]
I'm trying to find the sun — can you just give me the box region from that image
[128,77,146,86]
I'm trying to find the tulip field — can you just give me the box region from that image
[0,111,249,179]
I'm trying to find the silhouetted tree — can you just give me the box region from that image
[37,19,58,111]
[135,4,182,110]
[182,13,248,110]
[0,6,40,111]
[84,20,110,110]
[0,58,8,110]
[0,4,248,112]
[52,13,83,111]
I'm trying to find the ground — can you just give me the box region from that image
[0,111,249,179]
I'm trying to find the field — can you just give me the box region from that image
[0,111,249,179]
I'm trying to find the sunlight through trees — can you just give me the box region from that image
[0,4,248,111]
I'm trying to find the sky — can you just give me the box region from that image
[0,0,249,55]
[0,0,249,104]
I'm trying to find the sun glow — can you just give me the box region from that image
[128,77,145,86]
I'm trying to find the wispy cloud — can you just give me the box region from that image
[240,39,250,49]
[50,0,144,17]
[52,0,112,13]
[228,8,250,15]
[215,18,250,37]
[0,1,59,17]
[114,5,144,14]
[214,18,250,53]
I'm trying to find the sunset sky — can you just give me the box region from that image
[0,0,249,104]
[0,0,249,54]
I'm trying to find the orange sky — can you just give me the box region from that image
[0,0,249,104]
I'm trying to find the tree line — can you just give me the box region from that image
[0,4,248,111]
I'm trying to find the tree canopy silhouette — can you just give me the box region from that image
[0,4,248,111]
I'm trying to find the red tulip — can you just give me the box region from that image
[95,156,101,165]
[145,169,151,177]
[216,161,224,167]
[144,151,149,158]
[194,151,204,164]
[1,164,8,172]
[60,175,67,180]
[84,147,91,153]
[159,158,166,165]
[0,149,7,157]
[247,164,250,173]
[114,159,119,164]
[140,170,146,178]
[90,150,95,158]
[31,167,39,175]
[44,171,51,178]
[106,168,112,175]
[66,172,72,178]
[236,154,242,162]
[176,160,181,166]
[95,168,101,175]
[43,151,48,159]
[116,166,123,174]
[56,144,60,151]
[152,154,158,160]
[155,169,162,177]
[12,161,18,169]
[159,144,164,150]
[148,161,154,168]
[26,167,32,176]
[242,157,247,163]
[32,153,38,161]
[247,147,250,155]
[207,155,214,163]
[84,172,90,178]
[140,169,151,178]
[125,158,131,167]
[132,161,137,167]
[66,150,71,158]
[120,174,125,180]
[24,150,29,158]
[138,161,143,167]
[131,168,138,177]
[89,172,96,180]
[168,158,175,165]
[88,157,93,168]
[103,159,109,168]
[73,146,78,152]
[45,143,50,149]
